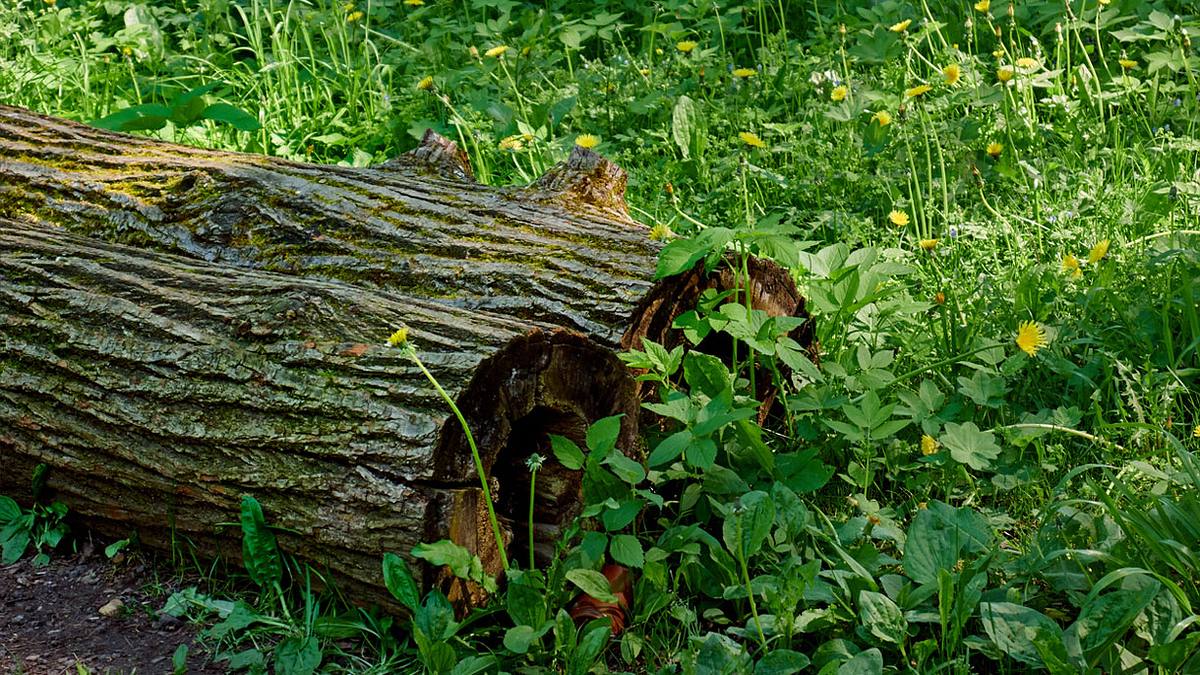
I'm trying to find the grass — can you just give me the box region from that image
[2,0,1200,673]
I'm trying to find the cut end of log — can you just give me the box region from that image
[430,328,640,606]
[382,128,475,182]
[529,146,631,220]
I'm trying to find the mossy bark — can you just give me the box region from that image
[0,106,815,608]
[0,222,638,607]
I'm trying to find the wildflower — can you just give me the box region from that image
[935,291,946,304]
[676,40,698,53]
[346,10,364,22]
[1118,58,1137,70]
[1062,253,1082,278]
[386,327,410,347]
[738,131,766,148]
[1099,0,1110,4]
[1194,424,1200,439]
[574,133,600,149]
[831,85,849,102]
[873,110,893,126]
[404,0,424,4]
[974,0,990,11]
[1087,239,1110,263]
[987,141,1003,158]
[943,63,961,85]
[498,135,525,151]
[1015,321,1048,357]
[906,83,933,98]
[889,210,910,227]
[732,67,756,78]
[485,45,509,58]
[997,67,1014,82]
[1016,57,1039,70]
[416,75,434,90]
[890,19,912,33]
[649,223,675,241]
[919,238,939,251]
[525,453,545,472]
[921,434,939,455]
[121,46,133,57]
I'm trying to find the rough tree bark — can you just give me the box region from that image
[0,105,814,607]
[0,221,637,607]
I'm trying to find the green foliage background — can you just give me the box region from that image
[3,0,1200,672]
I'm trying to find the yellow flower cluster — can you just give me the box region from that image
[574,134,600,149]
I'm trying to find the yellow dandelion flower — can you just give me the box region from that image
[676,40,698,53]
[1087,239,1110,263]
[738,131,766,148]
[906,83,933,98]
[831,85,849,102]
[1062,253,1082,278]
[121,46,133,57]
[987,141,1003,158]
[919,238,939,251]
[890,19,912,33]
[921,434,939,456]
[346,10,364,22]
[574,133,600,149]
[943,63,961,85]
[1194,424,1200,439]
[386,327,410,347]
[649,223,675,241]
[1015,321,1048,357]
[888,210,910,227]
[732,67,756,78]
[416,75,434,90]
[873,110,893,126]
[974,0,990,11]
[1016,57,1040,70]
[997,67,1014,82]
[404,0,424,4]
[1119,58,1137,70]
[485,45,509,58]
[498,135,525,151]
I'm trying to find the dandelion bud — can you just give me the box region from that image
[665,182,674,195]
[935,292,945,304]
[1007,3,1014,17]
[965,17,973,29]
[839,23,847,35]
[994,24,1002,38]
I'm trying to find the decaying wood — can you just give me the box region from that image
[0,105,815,608]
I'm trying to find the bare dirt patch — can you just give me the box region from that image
[0,545,224,675]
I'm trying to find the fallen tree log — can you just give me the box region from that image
[0,221,638,607]
[0,105,816,608]
[0,105,808,352]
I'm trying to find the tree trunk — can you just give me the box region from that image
[0,105,808,352]
[0,221,640,607]
[0,105,815,608]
